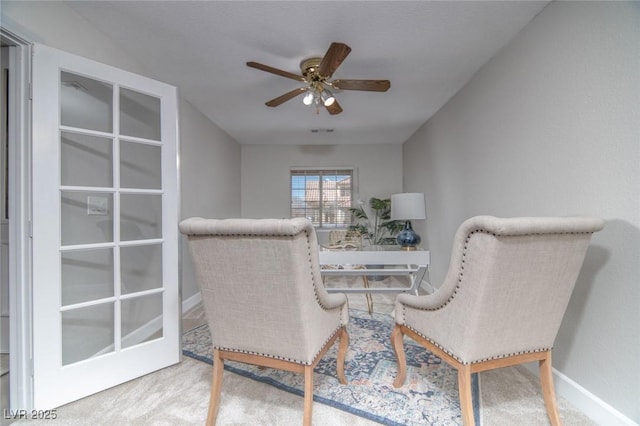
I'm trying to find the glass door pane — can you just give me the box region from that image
[58,74,167,364]
[61,191,113,246]
[120,141,161,189]
[121,293,163,349]
[62,303,114,366]
[59,79,164,363]
[120,194,162,241]
[61,71,113,132]
[59,70,117,366]
[61,248,114,305]
[120,244,162,294]
[120,87,161,140]
[61,132,113,187]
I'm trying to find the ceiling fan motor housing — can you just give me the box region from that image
[300,57,325,81]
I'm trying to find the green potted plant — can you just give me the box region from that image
[348,197,404,246]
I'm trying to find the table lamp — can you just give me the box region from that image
[391,193,426,250]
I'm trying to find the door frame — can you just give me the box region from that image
[0,27,33,410]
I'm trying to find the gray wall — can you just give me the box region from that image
[402,2,639,422]
[1,1,242,301]
[179,100,240,298]
[241,143,403,222]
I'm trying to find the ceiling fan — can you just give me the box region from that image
[247,42,390,115]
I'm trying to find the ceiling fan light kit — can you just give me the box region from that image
[247,42,390,115]
[302,91,315,106]
[321,89,335,106]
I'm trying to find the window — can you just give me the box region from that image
[291,169,354,228]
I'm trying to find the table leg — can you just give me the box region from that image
[362,275,373,314]
[410,265,427,295]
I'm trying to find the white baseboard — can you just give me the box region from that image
[182,292,202,314]
[524,364,637,426]
[554,368,637,426]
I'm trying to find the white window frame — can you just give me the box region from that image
[290,167,357,229]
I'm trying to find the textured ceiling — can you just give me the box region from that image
[67,1,548,145]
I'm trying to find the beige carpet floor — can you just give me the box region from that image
[15,276,595,425]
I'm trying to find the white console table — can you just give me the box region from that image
[319,246,430,295]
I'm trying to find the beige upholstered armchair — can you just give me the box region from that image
[179,218,349,426]
[392,216,604,426]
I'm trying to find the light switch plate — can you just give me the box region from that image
[87,196,108,215]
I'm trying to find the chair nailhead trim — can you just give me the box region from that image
[215,325,343,366]
[399,228,595,354]
[215,345,309,365]
[304,230,327,310]
[401,228,595,316]
[405,325,551,365]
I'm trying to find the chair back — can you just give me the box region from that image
[179,217,347,364]
[398,216,604,363]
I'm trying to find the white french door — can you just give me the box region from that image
[31,44,180,409]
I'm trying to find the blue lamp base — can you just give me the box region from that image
[396,220,421,250]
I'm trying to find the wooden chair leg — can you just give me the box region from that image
[391,325,407,388]
[336,327,349,384]
[206,350,225,426]
[457,364,475,426]
[539,351,562,426]
[303,366,314,426]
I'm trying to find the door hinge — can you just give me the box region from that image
[28,220,33,238]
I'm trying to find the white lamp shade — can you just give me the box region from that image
[391,193,426,220]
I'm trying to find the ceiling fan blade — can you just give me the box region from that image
[265,87,307,107]
[325,99,343,115]
[318,42,352,78]
[331,79,391,92]
[247,61,305,82]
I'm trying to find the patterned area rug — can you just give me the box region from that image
[183,309,480,426]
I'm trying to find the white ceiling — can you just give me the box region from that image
[66,1,548,145]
